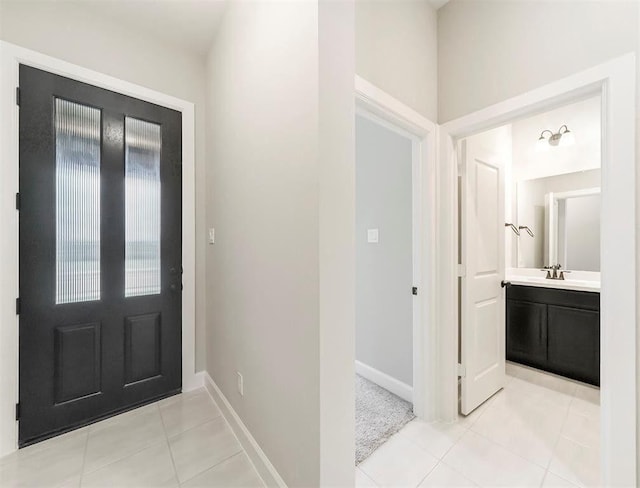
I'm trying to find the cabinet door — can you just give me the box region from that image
[547,305,600,386]
[506,300,547,368]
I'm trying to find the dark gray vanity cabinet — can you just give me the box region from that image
[506,285,600,386]
[506,300,547,368]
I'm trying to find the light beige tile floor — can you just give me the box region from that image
[0,365,601,488]
[357,363,600,488]
[0,389,265,488]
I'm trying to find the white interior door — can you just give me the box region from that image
[460,130,507,415]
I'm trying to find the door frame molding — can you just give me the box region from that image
[0,40,198,457]
[355,76,438,420]
[437,53,637,485]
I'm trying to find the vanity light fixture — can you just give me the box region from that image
[536,125,575,151]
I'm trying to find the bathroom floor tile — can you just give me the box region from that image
[399,420,466,459]
[442,430,546,487]
[549,436,600,487]
[561,410,599,449]
[542,471,580,487]
[355,467,379,487]
[418,462,478,487]
[505,376,573,410]
[455,394,495,430]
[470,388,567,467]
[359,434,438,487]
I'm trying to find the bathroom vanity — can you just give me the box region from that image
[504,167,602,386]
[506,280,600,386]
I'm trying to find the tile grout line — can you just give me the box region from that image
[170,388,261,486]
[157,401,182,486]
[414,459,441,488]
[77,429,90,487]
[468,425,550,475]
[178,451,245,487]
[201,386,268,488]
[165,411,224,441]
[356,466,380,487]
[544,393,578,475]
[81,405,167,477]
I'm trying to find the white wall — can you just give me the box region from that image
[356,0,438,121]
[356,114,413,386]
[511,96,601,182]
[0,0,209,372]
[509,96,601,269]
[205,1,355,486]
[438,1,638,122]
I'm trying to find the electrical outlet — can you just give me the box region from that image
[237,372,244,396]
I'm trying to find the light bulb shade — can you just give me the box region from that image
[559,130,575,147]
[536,136,549,152]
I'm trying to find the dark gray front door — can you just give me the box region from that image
[19,65,182,446]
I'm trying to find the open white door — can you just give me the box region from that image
[460,129,507,415]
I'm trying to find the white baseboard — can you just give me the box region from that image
[355,360,413,403]
[183,371,205,392]
[203,373,287,488]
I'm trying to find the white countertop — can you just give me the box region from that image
[506,268,600,293]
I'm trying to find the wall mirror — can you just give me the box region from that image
[515,169,600,271]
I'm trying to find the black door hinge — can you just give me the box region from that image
[16,298,21,315]
[16,87,20,107]
[15,193,20,210]
[15,403,20,421]
[412,286,418,296]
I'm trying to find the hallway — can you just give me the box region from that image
[0,389,264,488]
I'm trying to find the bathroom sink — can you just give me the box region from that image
[506,275,600,292]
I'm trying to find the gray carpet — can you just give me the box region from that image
[355,374,415,465]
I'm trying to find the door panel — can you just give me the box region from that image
[506,299,548,367]
[547,305,600,385]
[460,129,507,415]
[19,65,182,445]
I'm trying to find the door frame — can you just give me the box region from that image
[355,76,438,419]
[436,53,637,485]
[0,40,199,457]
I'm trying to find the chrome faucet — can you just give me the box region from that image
[541,264,570,280]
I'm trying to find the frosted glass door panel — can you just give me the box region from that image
[125,117,162,297]
[55,98,101,305]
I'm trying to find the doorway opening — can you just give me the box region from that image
[352,77,438,479]
[354,110,417,464]
[456,95,601,486]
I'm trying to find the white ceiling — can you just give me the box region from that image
[27,0,448,57]
[75,0,229,57]
[429,0,450,10]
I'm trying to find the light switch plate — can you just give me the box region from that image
[367,228,379,243]
[208,228,215,244]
